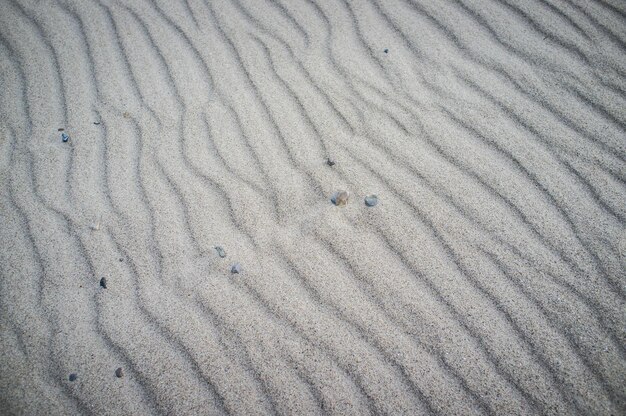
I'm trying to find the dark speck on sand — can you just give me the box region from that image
[215,246,227,258]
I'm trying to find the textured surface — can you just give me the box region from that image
[0,0,625,415]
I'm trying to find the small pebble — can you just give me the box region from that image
[115,367,124,378]
[326,159,335,167]
[69,373,77,382]
[331,190,349,207]
[93,122,101,125]
[215,246,226,258]
[365,195,378,207]
[100,277,107,289]
[123,111,130,118]
[119,258,123,262]
[58,128,65,131]
[61,133,70,143]
[231,263,242,274]
[384,48,389,53]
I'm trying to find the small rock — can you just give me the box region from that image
[123,111,130,118]
[119,258,123,262]
[331,190,349,207]
[384,48,389,53]
[115,367,124,378]
[93,122,101,125]
[326,159,335,167]
[231,263,242,274]
[100,277,107,289]
[364,195,378,207]
[61,133,70,143]
[58,128,65,132]
[69,373,77,382]
[215,246,226,258]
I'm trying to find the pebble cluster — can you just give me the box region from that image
[327,159,378,208]
[215,245,243,275]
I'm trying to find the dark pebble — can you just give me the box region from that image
[115,367,124,378]
[364,195,378,207]
[119,258,123,262]
[58,128,65,131]
[100,277,107,289]
[61,133,70,143]
[384,49,389,53]
[93,122,101,125]
[326,159,335,167]
[231,263,242,274]
[215,246,226,258]
[69,373,77,382]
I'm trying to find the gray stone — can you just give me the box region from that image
[215,246,226,258]
[231,263,242,274]
[364,195,378,207]
[115,367,124,378]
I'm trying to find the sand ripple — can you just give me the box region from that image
[0,0,624,414]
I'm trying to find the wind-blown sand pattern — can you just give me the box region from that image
[0,0,625,414]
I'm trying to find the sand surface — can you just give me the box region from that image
[1,0,625,415]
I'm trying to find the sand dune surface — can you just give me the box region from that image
[1,0,625,415]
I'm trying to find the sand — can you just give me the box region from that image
[0,0,624,415]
